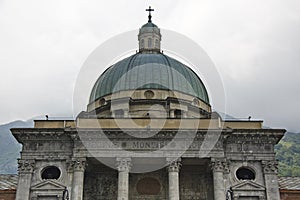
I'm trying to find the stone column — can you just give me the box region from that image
[167,158,181,200]
[116,157,131,200]
[262,161,280,200]
[15,159,35,200]
[71,158,86,200]
[211,158,226,200]
[170,110,175,118]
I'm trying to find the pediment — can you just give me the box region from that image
[31,180,65,191]
[232,181,265,191]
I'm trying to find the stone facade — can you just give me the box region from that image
[10,120,285,200]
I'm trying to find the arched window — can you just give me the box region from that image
[148,38,152,48]
[174,109,182,118]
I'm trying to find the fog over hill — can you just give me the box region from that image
[0,120,33,174]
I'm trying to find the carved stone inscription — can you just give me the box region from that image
[87,140,205,151]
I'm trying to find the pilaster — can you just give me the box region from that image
[15,159,35,200]
[262,160,280,200]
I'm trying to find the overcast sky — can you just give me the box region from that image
[0,0,299,132]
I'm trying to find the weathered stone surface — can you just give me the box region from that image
[83,172,118,200]
[10,127,284,200]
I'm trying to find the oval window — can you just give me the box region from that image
[136,177,161,195]
[99,98,106,106]
[41,166,61,180]
[144,90,154,99]
[236,167,255,180]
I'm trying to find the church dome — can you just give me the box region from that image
[87,7,211,117]
[89,53,209,104]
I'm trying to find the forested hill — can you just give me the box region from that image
[275,132,300,176]
[0,120,33,174]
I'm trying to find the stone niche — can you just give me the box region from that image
[129,169,168,200]
[179,164,214,200]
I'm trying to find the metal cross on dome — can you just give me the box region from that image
[146,6,154,23]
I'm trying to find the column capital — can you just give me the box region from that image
[262,160,278,174]
[18,159,35,174]
[211,158,227,173]
[116,157,132,172]
[167,158,181,172]
[72,158,86,172]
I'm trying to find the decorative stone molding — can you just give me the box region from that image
[71,158,86,172]
[166,158,181,172]
[18,159,35,174]
[66,160,74,172]
[225,133,281,145]
[233,195,266,200]
[116,157,132,172]
[223,160,231,174]
[211,158,226,173]
[262,160,278,174]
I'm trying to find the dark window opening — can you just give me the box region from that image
[236,167,255,180]
[41,166,61,180]
[174,109,182,118]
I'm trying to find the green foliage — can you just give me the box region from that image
[275,132,300,176]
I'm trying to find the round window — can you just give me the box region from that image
[41,166,61,180]
[99,98,106,106]
[192,98,200,106]
[144,90,154,99]
[236,167,255,180]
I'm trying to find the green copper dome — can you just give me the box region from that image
[89,53,209,104]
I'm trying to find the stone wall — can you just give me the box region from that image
[83,171,118,200]
[180,165,214,200]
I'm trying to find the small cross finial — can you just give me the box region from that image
[146,6,154,23]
